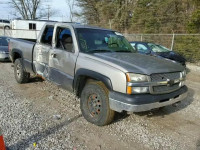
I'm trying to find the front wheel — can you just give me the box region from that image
[14,58,30,84]
[80,81,115,126]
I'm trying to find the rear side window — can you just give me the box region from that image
[41,26,54,45]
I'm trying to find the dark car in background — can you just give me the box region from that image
[0,36,10,62]
[130,41,186,66]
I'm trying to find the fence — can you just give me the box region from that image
[124,34,200,63]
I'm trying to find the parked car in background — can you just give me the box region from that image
[0,19,11,29]
[0,36,10,61]
[130,41,186,66]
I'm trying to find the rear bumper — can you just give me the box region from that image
[0,53,10,61]
[109,86,188,112]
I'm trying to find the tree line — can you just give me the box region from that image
[76,0,200,33]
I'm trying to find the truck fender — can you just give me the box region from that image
[11,49,24,62]
[74,69,113,96]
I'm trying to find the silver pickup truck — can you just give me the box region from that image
[9,22,188,126]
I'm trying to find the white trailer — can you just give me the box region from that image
[10,20,52,40]
[11,20,47,31]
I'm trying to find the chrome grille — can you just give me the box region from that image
[150,72,181,94]
[151,72,181,82]
[153,83,180,94]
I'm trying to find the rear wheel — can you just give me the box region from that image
[80,81,115,126]
[14,58,30,84]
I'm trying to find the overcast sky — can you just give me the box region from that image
[0,0,80,22]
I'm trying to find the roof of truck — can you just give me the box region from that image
[72,24,113,31]
[53,22,114,31]
[43,22,114,32]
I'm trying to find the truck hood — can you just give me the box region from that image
[91,53,184,75]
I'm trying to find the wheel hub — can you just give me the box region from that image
[16,64,21,78]
[88,94,102,117]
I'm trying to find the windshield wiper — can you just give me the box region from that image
[87,49,113,53]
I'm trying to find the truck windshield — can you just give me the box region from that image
[76,28,135,53]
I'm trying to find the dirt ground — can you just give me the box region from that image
[0,62,200,150]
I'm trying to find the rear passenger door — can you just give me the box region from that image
[48,26,78,91]
[33,25,54,78]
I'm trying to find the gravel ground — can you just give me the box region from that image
[0,62,200,150]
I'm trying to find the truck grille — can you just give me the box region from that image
[150,72,181,94]
[151,72,181,82]
[153,83,180,94]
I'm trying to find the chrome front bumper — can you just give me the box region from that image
[109,91,188,112]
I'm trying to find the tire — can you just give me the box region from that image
[14,58,30,84]
[80,81,115,126]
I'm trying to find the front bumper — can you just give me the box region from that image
[0,53,10,61]
[109,86,188,112]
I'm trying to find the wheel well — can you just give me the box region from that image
[13,52,21,62]
[75,75,113,97]
[75,76,96,97]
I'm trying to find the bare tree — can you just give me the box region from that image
[9,0,57,20]
[66,0,75,22]
[9,0,41,19]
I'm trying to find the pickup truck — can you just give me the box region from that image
[9,22,188,126]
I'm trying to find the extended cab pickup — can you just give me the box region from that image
[9,22,188,126]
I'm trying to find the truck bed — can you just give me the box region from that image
[9,38,35,73]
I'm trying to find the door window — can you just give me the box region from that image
[41,26,54,46]
[136,44,149,53]
[55,27,74,52]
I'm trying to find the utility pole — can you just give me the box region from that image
[109,19,112,29]
[171,31,175,50]
[47,5,50,20]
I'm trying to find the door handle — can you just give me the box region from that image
[51,53,57,58]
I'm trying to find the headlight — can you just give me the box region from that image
[126,73,148,82]
[0,51,6,54]
[126,73,149,94]
[127,86,149,94]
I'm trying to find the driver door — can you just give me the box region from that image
[48,26,78,92]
